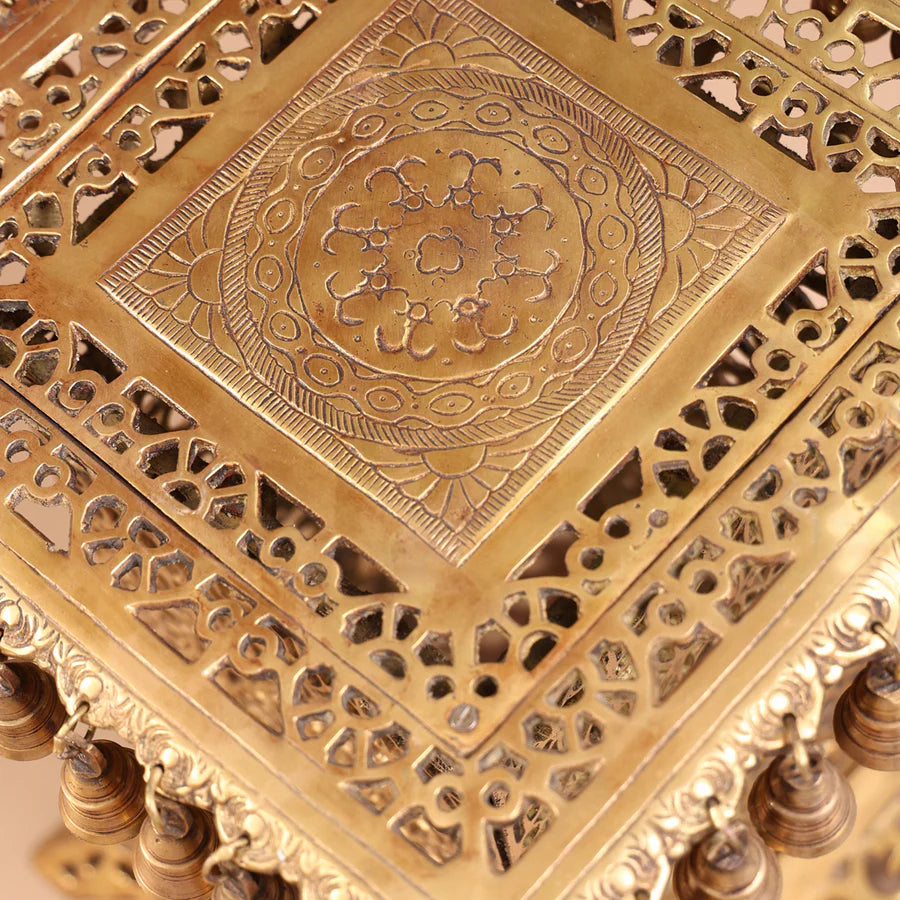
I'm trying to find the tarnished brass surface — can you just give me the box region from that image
[779,765,900,899]
[2,0,900,897]
[133,800,216,899]
[672,820,781,900]
[59,740,148,845]
[835,658,900,770]
[748,745,857,858]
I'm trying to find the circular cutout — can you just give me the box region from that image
[427,675,455,700]
[767,350,792,371]
[579,547,604,570]
[473,675,499,698]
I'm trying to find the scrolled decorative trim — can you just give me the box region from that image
[2,533,899,900]
[573,534,900,900]
[0,584,373,900]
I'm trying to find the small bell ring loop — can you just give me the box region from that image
[145,764,167,834]
[707,799,741,855]
[203,835,251,886]
[873,621,900,678]
[782,714,812,783]
[53,701,90,756]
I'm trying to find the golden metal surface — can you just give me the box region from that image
[834,657,900,771]
[58,739,149,845]
[0,659,67,760]
[1,0,900,897]
[672,819,781,899]
[133,800,216,899]
[747,743,857,858]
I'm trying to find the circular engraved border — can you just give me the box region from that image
[222,68,665,452]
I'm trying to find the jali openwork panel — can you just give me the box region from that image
[0,0,900,898]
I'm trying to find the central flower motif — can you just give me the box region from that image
[416,230,465,275]
[299,131,579,380]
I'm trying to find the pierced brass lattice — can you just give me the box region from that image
[2,0,900,898]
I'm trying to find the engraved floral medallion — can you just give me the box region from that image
[222,69,663,451]
[101,0,781,560]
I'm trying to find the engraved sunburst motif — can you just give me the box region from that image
[101,0,782,561]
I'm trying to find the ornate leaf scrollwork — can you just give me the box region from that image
[0,583,371,900]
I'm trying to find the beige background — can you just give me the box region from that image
[1,754,67,899]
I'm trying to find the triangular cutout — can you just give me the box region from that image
[549,762,601,801]
[132,600,208,662]
[70,322,125,383]
[212,662,284,735]
[696,325,766,388]
[597,689,637,716]
[768,252,830,323]
[756,117,814,169]
[343,777,397,815]
[510,522,580,579]
[326,728,358,767]
[680,399,710,430]
[576,711,605,746]
[325,538,403,596]
[258,473,323,538]
[579,449,643,521]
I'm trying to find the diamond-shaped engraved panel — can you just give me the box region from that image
[10,0,900,896]
[100,0,781,563]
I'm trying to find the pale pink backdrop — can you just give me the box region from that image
[1,754,67,899]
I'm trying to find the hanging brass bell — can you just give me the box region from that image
[212,870,299,900]
[134,797,217,899]
[0,660,66,760]
[59,739,147,844]
[252,875,299,900]
[748,736,856,858]
[835,656,900,770]
[673,819,782,900]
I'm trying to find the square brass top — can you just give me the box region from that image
[1,0,900,897]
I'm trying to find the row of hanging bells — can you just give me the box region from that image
[0,652,296,899]
[673,619,900,899]
[5,616,900,900]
